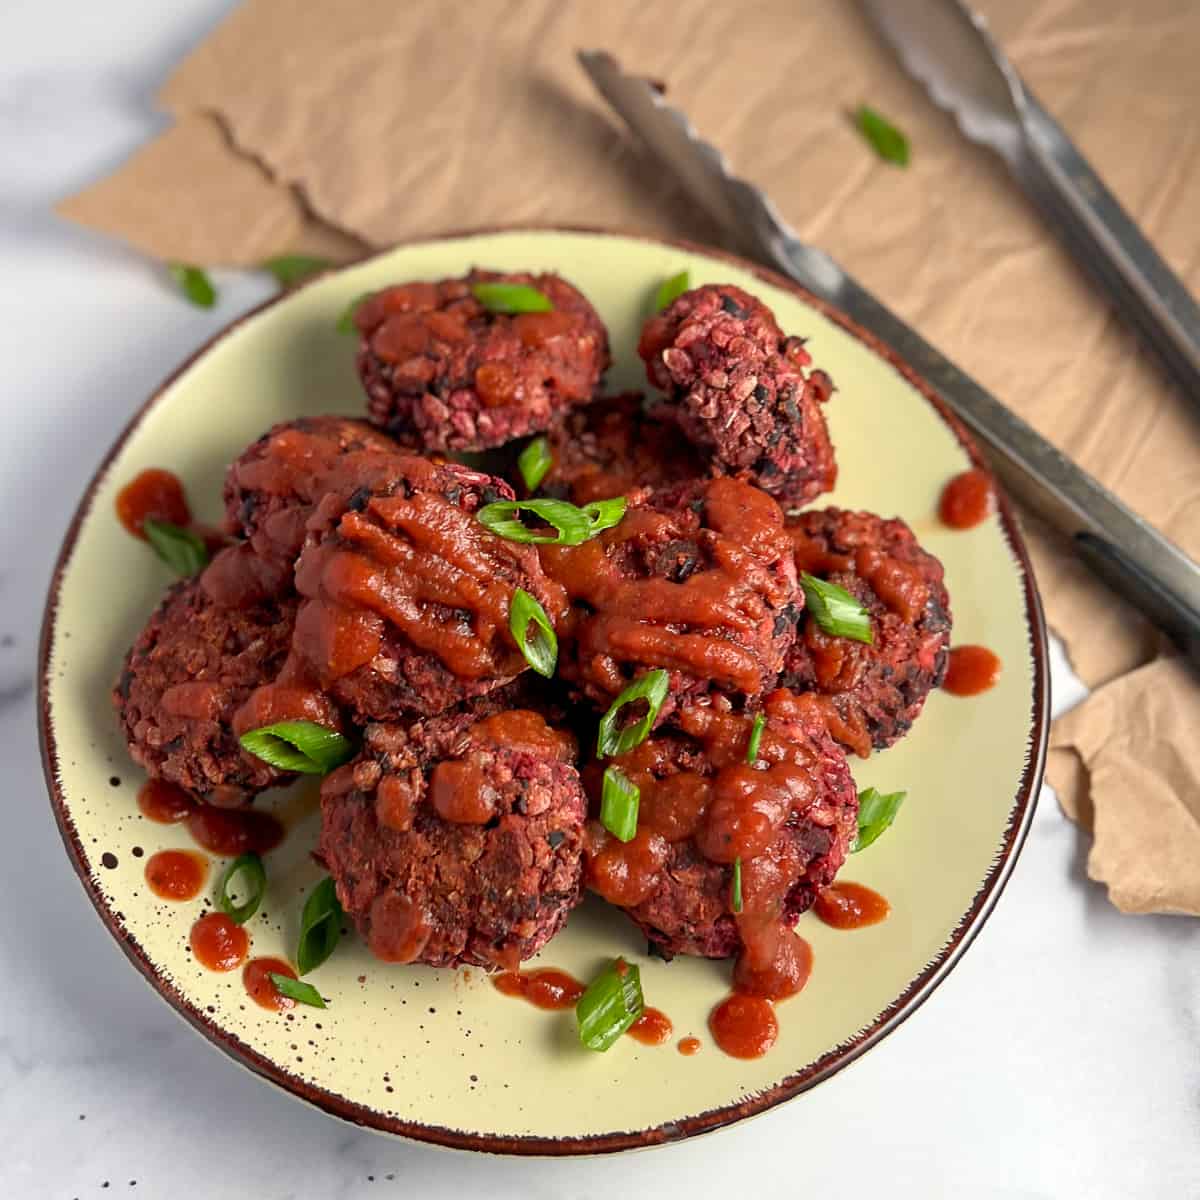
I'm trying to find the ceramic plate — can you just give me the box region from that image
[39,229,1048,1154]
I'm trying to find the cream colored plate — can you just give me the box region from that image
[40,229,1048,1154]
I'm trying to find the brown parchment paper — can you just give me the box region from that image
[57,0,1200,913]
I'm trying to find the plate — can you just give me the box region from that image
[39,228,1048,1154]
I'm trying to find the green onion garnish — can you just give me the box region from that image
[600,766,639,843]
[268,973,327,1009]
[746,713,766,765]
[470,282,553,314]
[576,958,644,1052]
[168,263,216,309]
[336,292,373,334]
[509,587,557,678]
[261,254,331,288]
[296,876,344,975]
[216,852,267,926]
[731,857,743,913]
[852,787,907,853]
[239,721,356,775]
[518,436,553,493]
[477,498,593,545]
[854,105,910,167]
[596,669,670,758]
[580,496,627,537]
[800,573,874,644]
[654,269,690,311]
[143,519,209,576]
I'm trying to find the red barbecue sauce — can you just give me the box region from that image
[539,477,793,697]
[144,850,207,901]
[678,1037,702,1057]
[136,779,284,856]
[190,912,249,971]
[115,468,191,538]
[814,882,891,930]
[628,1007,673,1046]
[244,958,298,1011]
[939,468,994,530]
[492,969,584,1010]
[943,645,1002,696]
[709,994,779,1060]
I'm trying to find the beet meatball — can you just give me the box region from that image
[318,701,587,969]
[638,284,836,507]
[113,546,321,805]
[355,270,610,453]
[780,508,952,756]
[539,475,800,721]
[277,456,566,722]
[540,392,703,505]
[585,690,857,989]
[223,416,402,565]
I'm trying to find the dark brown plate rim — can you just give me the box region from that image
[38,225,1050,1156]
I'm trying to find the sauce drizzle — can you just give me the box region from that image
[709,993,778,1059]
[678,1036,702,1057]
[492,969,584,1011]
[135,780,284,856]
[627,1007,673,1046]
[943,645,1001,696]
[813,882,891,930]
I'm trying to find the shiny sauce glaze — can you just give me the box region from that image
[678,1036,702,1056]
[628,1007,673,1046]
[289,489,563,686]
[589,690,827,1007]
[939,468,995,530]
[115,468,191,538]
[189,912,250,971]
[813,882,890,930]
[144,849,208,901]
[539,477,795,698]
[135,779,284,856]
[943,645,1001,696]
[243,958,298,1011]
[709,993,779,1059]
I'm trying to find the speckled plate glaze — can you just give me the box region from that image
[39,229,1048,1155]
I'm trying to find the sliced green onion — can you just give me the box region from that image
[518,436,553,493]
[261,254,330,288]
[731,857,743,914]
[596,669,670,758]
[580,496,627,537]
[852,787,907,853]
[654,269,690,311]
[746,713,766,765]
[600,766,639,843]
[168,263,216,308]
[143,519,209,576]
[470,281,553,314]
[296,876,344,975]
[336,292,372,334]
[268,973,327,1009]
[477,498,593,545]
[216,852,267,926]
[800,573,874,644]
[239,721,356,775]
[854,104,910,166]
[576,958,644,1052]
[510,587,557,678]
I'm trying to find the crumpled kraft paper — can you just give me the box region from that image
[56,0,1200,913]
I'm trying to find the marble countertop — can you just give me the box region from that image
[2,3,1196,1197]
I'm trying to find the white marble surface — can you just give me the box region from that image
[2,3,1197,1197]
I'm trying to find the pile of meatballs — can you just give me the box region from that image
[115,270,951,986]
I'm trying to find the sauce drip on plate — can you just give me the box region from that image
[190,912,249,971]
[943,645,1001,696]
[813,882,890,930]
[492,969,584,1011]
[938,468,994,530]
[244,958,297,1011]
[144,849,207,901]
[136,780,284,856]
[115,468,191,538]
